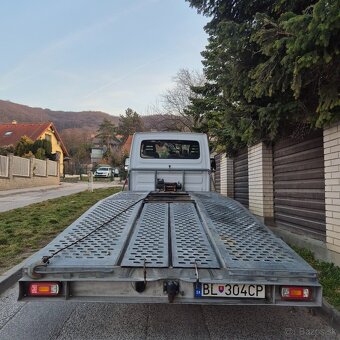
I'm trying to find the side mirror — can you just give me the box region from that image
[210,158,216,172]
[124,157,130,171]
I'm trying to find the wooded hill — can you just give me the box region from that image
[0,100,185,134]
[0,100,120,132]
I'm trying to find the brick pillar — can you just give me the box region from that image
[324,122,340,265]
[248,143,274,224]
[214,154,221,193]
[220,155,234,198]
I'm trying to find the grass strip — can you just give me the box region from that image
[0,187,120,274]
[292,245,340,310]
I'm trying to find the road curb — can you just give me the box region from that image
[0,262,24,295]
[316,300,340,333]
[0,255,35,295]
[0,185,62,198]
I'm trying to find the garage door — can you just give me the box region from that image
[273,131,326,240]
[234,149,249,207]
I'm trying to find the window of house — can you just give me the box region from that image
[45,134,51,142]
[4,131,12,136]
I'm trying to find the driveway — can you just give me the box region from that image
[0,181,122,212]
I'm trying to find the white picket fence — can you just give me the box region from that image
[0,155,9,177]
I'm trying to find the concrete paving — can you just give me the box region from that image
[0,183,338,339]
[0,285,338,340]
[0,181,122,212]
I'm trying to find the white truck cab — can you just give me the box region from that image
[128,132,211,192]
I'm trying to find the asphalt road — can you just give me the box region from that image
[0,181,122,212]
[0,285,337,340]
[0,183,338,339]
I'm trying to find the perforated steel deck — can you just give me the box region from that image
[121,203,169,267]
[121,202,219,268]
[27,191,315,277]
[191,192,314,273]
[38,192,148,267]
[170,203,219,268]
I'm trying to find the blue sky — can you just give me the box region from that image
[0,0,208,116]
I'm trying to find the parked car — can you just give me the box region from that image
[124,158,130,171]
[94,166,113,178]
[113,167,120,177]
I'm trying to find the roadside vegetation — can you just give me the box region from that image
[185,0,339,154]
[293,246,340,310]
[0,187,120,274]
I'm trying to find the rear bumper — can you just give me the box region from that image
[19,276,322,306]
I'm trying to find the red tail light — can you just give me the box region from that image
[281,286,311,300]
[29,282,60,296]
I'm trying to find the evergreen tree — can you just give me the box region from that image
[186,0,340,153]
[15,136,34,157]
[118,108,144,139]
[96,118,117,149]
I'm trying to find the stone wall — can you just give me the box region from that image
[0,154,59,191]
[0,176,59,190]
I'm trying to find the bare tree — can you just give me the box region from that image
[161,69,205,131]
[143,112,190,132]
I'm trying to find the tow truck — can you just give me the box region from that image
[19,132,322,306]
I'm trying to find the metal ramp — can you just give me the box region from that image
[121,202,220,268]
[121,203,169,267]
[39,192,147,268]
[28,191,315,276]
[191,192,315,274]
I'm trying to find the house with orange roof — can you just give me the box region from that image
[0,121,69,175]
[121,135,133,156]
[90,134,132,166]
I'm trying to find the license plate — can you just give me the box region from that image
[194,283,265,298]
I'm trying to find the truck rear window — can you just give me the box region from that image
[140,140,200,159]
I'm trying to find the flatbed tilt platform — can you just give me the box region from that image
[19,191,322,306]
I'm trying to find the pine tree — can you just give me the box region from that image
[186,0,340,153]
